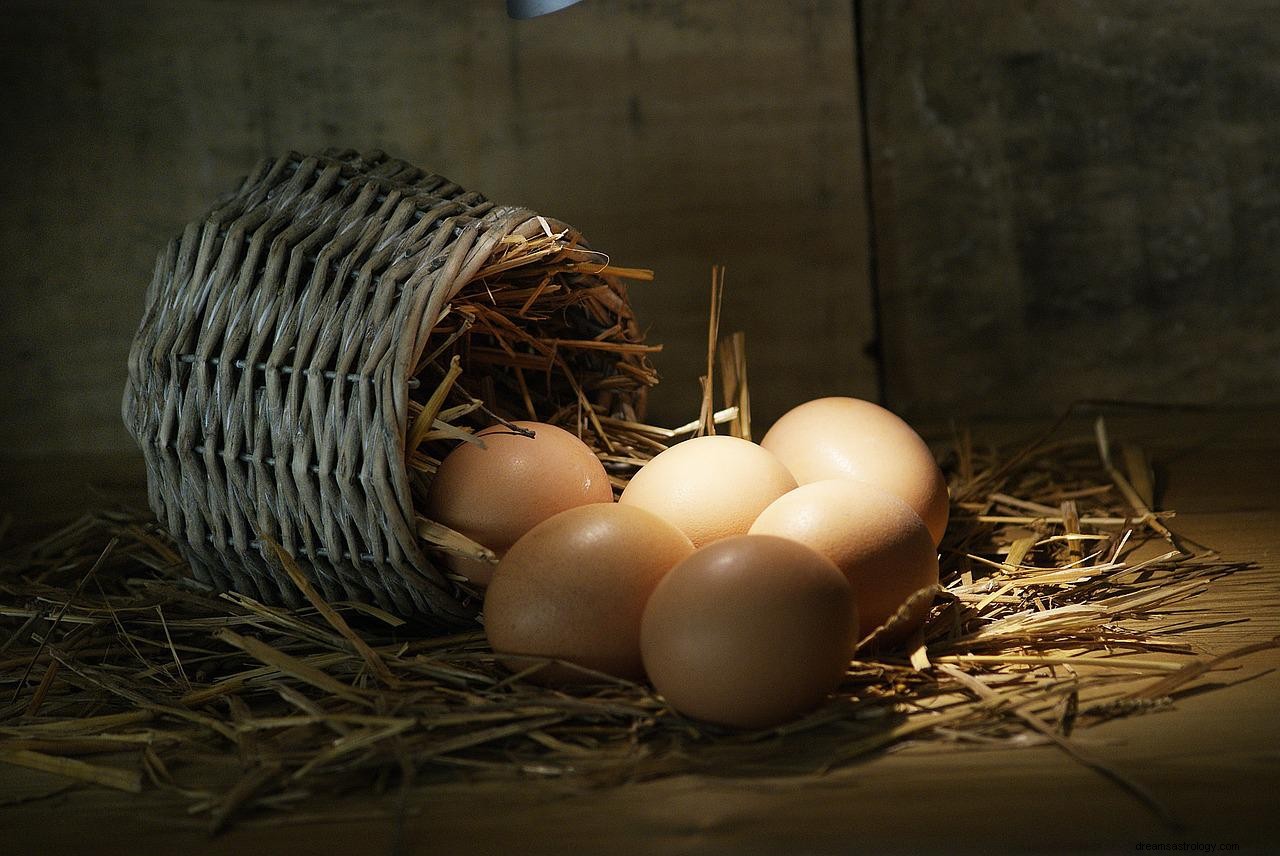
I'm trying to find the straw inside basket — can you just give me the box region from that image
[402,219,664,595]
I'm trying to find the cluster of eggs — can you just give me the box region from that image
[426,397,947,729]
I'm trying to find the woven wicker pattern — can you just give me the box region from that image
[123,149,645,626]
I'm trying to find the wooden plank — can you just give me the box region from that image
[0,0,875,468]
[860,0,1280,418]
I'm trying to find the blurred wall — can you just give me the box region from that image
[0,0,875,461]
[3,0,1280,475]
[862,0,1280,417]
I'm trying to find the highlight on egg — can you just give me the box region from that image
[618,434,797,548]
[484,503,695,685]
[760,396,950,546]
[640,534,856,729]
[425,420,613,585]
[749,478,939,648]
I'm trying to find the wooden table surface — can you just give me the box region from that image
[3,408,1279,855]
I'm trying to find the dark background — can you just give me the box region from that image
[2,0,1277,467]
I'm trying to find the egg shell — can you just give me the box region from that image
[640,534,856,729]
[425,421,613,584]
[749,478,939,648]
[618,435,797,548]
[760,397,950,545]
[484,503,695,685]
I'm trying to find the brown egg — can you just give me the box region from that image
[749,479,939,648]
[425,421,613,584]
[618,435,797,548]
[760,397,949,545]
[484,503,695,684]
[640,534,855,729]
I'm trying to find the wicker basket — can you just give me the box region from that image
[123,149,653,627]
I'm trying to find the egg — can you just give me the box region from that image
[640,534,856,729]
[749,479,939,648]
[760,397,950,545]
[425,420,613,585]
[484,503,695,684]
[618,435,797,548]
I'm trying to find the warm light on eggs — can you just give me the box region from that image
[484,503,694,684]
[617,434,796,548]
[640,534,856,729]
[750,478,939,648]
[425,421,613,585]
[761,396,950,546]
[433,397,948,729]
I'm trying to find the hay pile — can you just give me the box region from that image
[0,405,1265,831]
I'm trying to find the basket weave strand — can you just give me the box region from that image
[123,149,643,626]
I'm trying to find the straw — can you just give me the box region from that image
[1,412,1268,832]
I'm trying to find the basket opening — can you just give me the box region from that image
[403,228,659,495]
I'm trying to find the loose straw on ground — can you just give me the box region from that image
[2,413,1273,832]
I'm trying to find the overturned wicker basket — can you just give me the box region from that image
[123,149,657,627]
